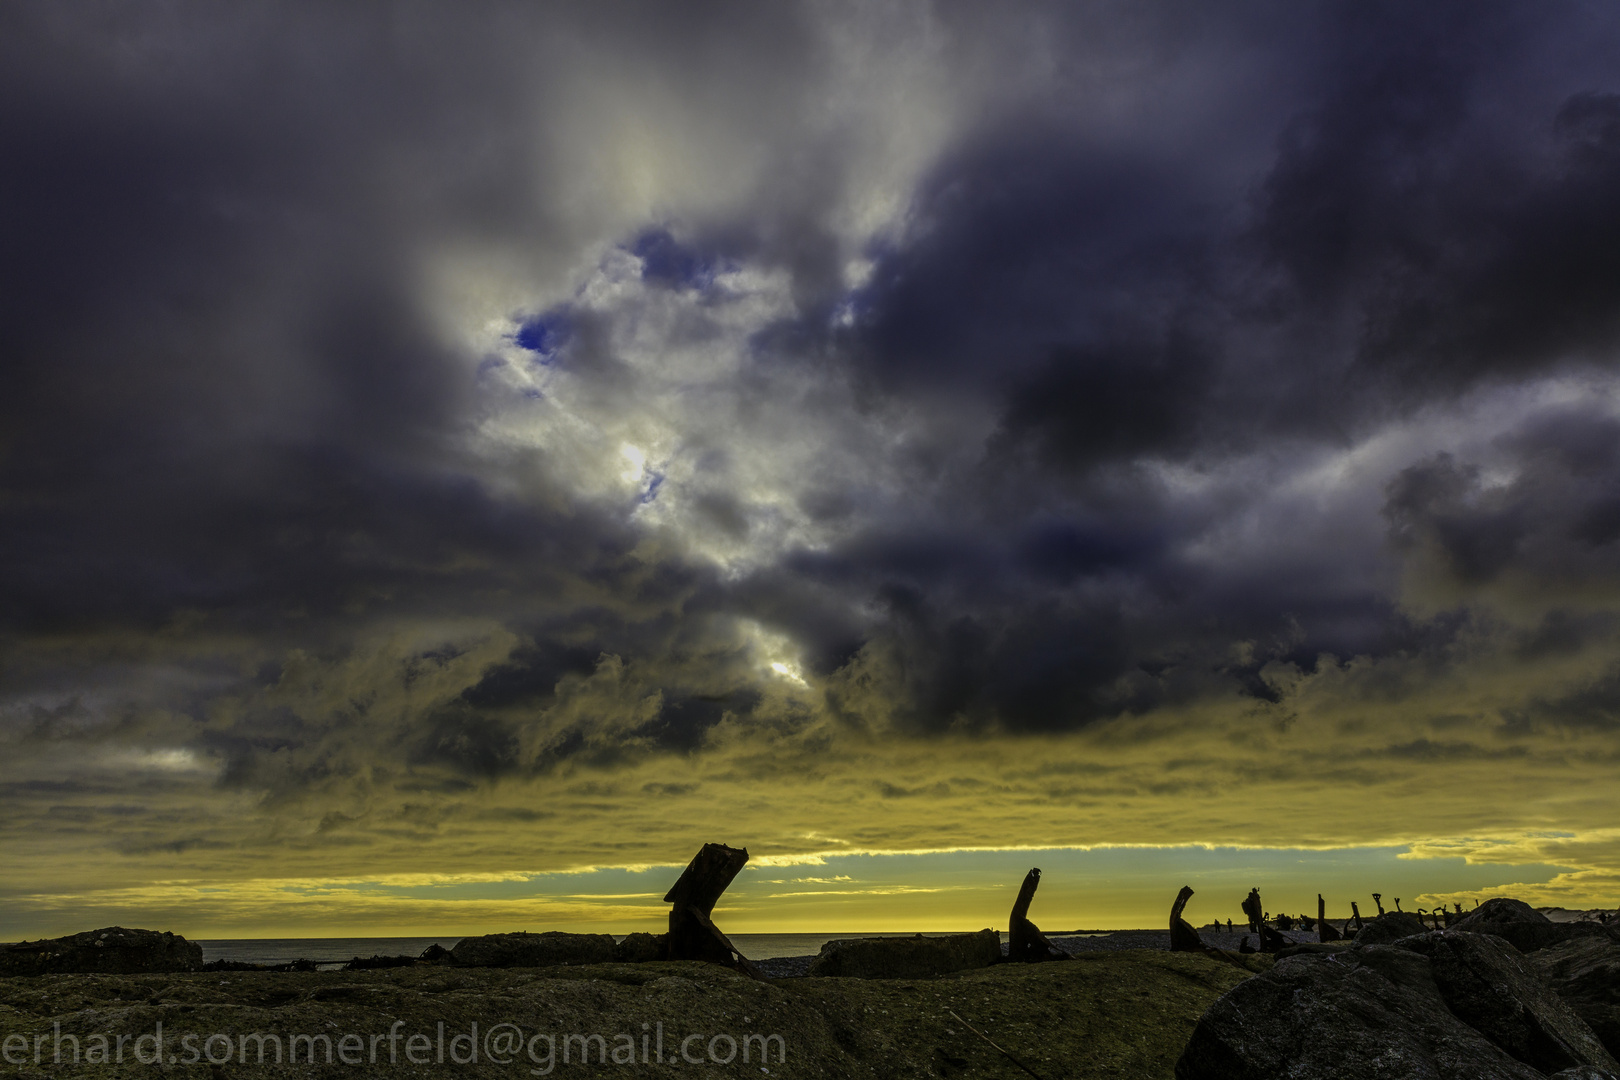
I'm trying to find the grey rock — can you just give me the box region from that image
[806,930,1001,979]
[449,931,617,968]
[0,927,202,975]
[1548,1068,1619,1080]
[1351,911,1429,945]
[1533,933,1620,1059]
[1176,948,1545,1079]
[1396,930,1619,1076]
[614,931,666,963]
[1273,941,1355,960]
[1455,898,1610,953]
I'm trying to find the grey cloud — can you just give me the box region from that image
[1383,406,1620,595]
[5,0,1620,817]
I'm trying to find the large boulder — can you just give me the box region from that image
[614,932,666,963]
[1398,931,1619,1076]
[1454,899,1610,954]
[806,930,1001,979]
[1352,911,1429,945]
[1177,946,1546,1079]
[449,931,616,968]
[1533,933,1620,1059]
[0,927,202,976]
[1176,933,1620,1080]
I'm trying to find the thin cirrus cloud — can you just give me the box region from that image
[3,0,1620,936]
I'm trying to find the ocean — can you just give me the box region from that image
[197,932,1030,969]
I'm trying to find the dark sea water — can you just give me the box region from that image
[197,932,1034,969]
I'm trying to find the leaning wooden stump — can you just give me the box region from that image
[1008,868,1071,962]
[662,842,761,978]
[1316,894,1342,942]
[1240,888,1289,952]
[1170,886,1206,952]
[1242,888,1264,933]
[1170,886,1248,969]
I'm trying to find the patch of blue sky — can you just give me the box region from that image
[713,846,1572,921]
[510,308,571,363]
[639,472,664,505]
[343,845,1570,923]
[628,228,733,294]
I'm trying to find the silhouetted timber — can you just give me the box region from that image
[663,842,761,977]
[1350,900,1366,936]
[1241,888,1264,933]
[1171,886,1249,970]
[1008,868,1071,962]
[1237,888,1289,951]
[1317,895,1341,942]
[1372,892,1385,916]
[1170,886,1205,952]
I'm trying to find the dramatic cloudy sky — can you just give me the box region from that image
[5,0,1620,938]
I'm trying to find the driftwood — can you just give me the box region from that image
[1239,888,1289,952]
[1170,886,1249,970]
[1170,886,1205,952]
[1257,922,1289,952]
[662,843,761,977]
[1242,888,1264,933]
[1317,894,1342,942]
[1372,892,1385,916]
[1008,868,1071,962]
[1350,901,1366,935]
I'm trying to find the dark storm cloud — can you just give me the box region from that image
[1383,405,1620,594]
[1216,1,1620,442]
[6,0,1620,786]
[754,0,1620,731]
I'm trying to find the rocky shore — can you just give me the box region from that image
[5,902,1616,1077]
[0,951,1261,1078]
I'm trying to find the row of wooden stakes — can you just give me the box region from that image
[661,843,1473,976]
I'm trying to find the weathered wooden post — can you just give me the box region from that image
[1350,901,1366,934]
[1237,888,1289,952]
[1008,868,1071,962]
[1170,886,1206,952]
[1317,894,1341,942]
[663,843,761,977]
[1372,893,1384,916]
[1242,888,1264,933]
